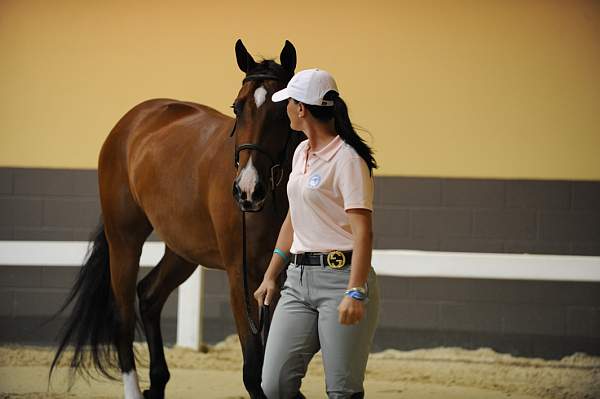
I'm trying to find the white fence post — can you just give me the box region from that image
[176,265,205,350]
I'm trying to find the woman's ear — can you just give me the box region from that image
[297,102,305,118]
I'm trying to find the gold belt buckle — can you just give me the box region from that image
[326,250,346,269]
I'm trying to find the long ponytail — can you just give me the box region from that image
[304,91,377,175]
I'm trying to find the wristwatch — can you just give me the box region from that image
[344,286,367,301]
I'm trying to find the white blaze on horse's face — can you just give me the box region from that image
[123,370,143,399]
[237,156,259,200]
[254,85,267,108]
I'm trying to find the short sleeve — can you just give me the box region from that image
[336,156,374,211]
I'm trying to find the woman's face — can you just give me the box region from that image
[286,98,301,131]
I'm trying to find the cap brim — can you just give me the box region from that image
[271,88,290,102]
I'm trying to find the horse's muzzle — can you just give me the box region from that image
[232,182,266,212]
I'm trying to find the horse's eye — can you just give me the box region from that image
[231,101,243,116]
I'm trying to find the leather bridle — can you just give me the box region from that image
[230,73,292,194]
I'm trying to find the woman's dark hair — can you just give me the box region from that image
[301,91,377,175]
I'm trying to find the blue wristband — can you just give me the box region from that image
[273,248,289,264]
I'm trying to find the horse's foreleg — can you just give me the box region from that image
[137,247,197,399]
[108,243,145,399]
[226,267,271,399]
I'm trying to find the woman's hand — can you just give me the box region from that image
[254,277,278,307]
[338,295,365,325]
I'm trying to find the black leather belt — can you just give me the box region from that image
[291,251,352,269]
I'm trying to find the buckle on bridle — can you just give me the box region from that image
[270,164,283,189]
[326,250,346,269]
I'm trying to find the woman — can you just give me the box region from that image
[254,68,380,399]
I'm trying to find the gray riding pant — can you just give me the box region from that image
[261,262,380,399]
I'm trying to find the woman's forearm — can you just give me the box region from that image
[264,211,294,281]
[346,209,374,291]
[347,230,372,290]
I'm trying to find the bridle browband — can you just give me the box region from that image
[242,73,287,83]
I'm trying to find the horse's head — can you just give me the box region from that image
[231,39,297,212]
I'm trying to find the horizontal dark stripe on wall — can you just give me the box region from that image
[373,176,600,255]
[1,167,599,255]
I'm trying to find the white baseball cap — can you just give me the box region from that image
[272,68,338,106]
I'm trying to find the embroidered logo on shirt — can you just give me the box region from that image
[308,174,321,188]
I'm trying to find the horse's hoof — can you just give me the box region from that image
[143,389,164,399]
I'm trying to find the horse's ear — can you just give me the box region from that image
[280,40,296,75]
[235,39,257,73]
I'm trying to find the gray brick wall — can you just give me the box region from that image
[374,275,600,358]
[2,168,599,254]
[0,168,161,241]
[373,176,600,255]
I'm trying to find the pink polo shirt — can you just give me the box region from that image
[288,135,374,254]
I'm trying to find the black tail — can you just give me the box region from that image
[49,223,120,382]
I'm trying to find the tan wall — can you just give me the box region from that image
[1,0,599,179]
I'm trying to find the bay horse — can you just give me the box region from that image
[50,39,304,399]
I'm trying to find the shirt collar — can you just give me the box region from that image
[307,135,344,162]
